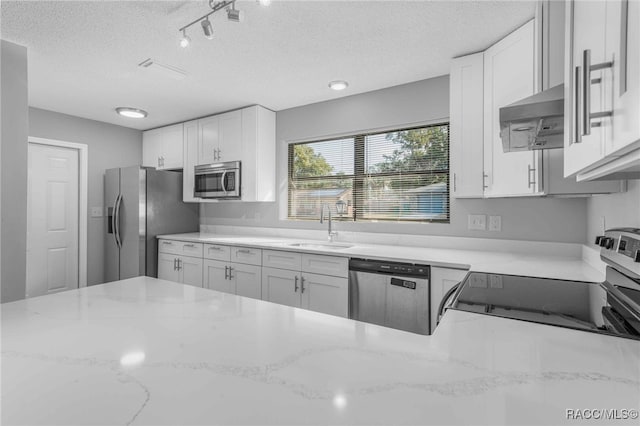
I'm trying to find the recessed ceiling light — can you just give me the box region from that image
[329,80,349,91]
[116,107,148,119]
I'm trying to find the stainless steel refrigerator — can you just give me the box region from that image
[105,166,199,283]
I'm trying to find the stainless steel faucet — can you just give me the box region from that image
[320,203,338,242]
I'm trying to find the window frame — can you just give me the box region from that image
[287,122,450,224]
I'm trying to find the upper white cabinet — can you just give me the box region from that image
[451,5,623,196]
[450,52,485,198]
[197,110,243,164]
[142,123,183,170]
[483,20,542,197]
[183,105,276,203]
[565,0,640,181]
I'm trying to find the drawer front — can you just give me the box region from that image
[301,254,348,278]
[262,250,302,271]
[158,239,203,257]
[230,246,262,266]
[204,244,232,261]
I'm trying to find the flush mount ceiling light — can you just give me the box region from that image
[115,107,148,119]
[328,80,349,91]
[179,0,268,47]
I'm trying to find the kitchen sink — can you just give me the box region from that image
[287,242,353,250]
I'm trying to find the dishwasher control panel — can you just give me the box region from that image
[349,258,429,278]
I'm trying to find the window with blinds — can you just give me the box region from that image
[288,123,450,223]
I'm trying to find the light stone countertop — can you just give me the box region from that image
[158,232,605,282]
[2,277,639,425]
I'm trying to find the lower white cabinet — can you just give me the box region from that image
[158,252,203,288]
[261,250,349,318]
[204,259,262,299]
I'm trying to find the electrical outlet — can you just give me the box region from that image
[489,215,502,232]
[468,214,487,231]
[90,207,103,218]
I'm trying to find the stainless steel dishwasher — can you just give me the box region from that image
[349,258,430,335]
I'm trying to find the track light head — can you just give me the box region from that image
[227,3,243,22]
[201,18,214,39]
[179,30,191,48]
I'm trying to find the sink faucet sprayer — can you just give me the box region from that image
[320,203,338,242]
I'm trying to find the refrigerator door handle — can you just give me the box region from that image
[110,194,120,248]
[114,194,123,249]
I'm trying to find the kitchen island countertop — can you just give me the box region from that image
[2,277,639,425]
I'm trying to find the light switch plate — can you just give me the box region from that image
[91,207,103,218]
[489,215,502,232]
[468,214,487,231]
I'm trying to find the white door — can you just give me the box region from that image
[483,20,542,196]
[204,259,232,293]
[198,115,219,164]
[261,267,300,308]
[179,256,203,287]
[26,143,79,298]
[158,253,180,283]
[217,110,242,162]
[232,263,261,300]
[300,273,348,318]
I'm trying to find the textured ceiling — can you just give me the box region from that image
[1,0,536,130]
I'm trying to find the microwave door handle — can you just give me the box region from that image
[221,171,227,193]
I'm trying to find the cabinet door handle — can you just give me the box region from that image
[177,258,182,271]
[582,49,613,135]
[224,266,229,280]
[300,276,305,294]
[527,165,536,189]
[173,258,177,271]
[482,173,489,190]
[574,65,583,144]
[213,149,217,161]
[294,275,299,292]
[217,149,222,161]
[453,173,457,193]
[228,267,233,280]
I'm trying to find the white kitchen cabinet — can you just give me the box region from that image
[430,267,468,333]
[183,120,199,202]
[142,123,183,170]
[182,105,276,202]
[261,267,300,309]
[158,252,203,287]
[197,110,242,165]
[564,0,640,181]
[261,250,348,317]
[203,247,262,300]
[300,272,348,318]
[450,52,485,198]
[483,20,543,197]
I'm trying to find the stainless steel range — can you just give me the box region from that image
[444,228,640,340]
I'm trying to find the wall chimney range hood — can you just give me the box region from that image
[500,84,564,152]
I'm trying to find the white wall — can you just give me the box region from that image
[1,40,29,303]
[586,180,640,247]
[29,108,142,286]
[202,76,588,244]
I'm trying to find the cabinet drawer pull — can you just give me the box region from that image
[209,246,222,251]
[237,249,252,254]
[184,243,195,248]
[162,241,173,245]
[294,276,299,292]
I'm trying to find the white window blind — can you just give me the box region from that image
[288,123,449,223]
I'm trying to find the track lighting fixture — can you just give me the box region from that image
[179,29,191,48]
[201,18,214,39]
[178,0,268,46]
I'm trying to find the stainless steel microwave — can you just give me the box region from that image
[194,161,241,199]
